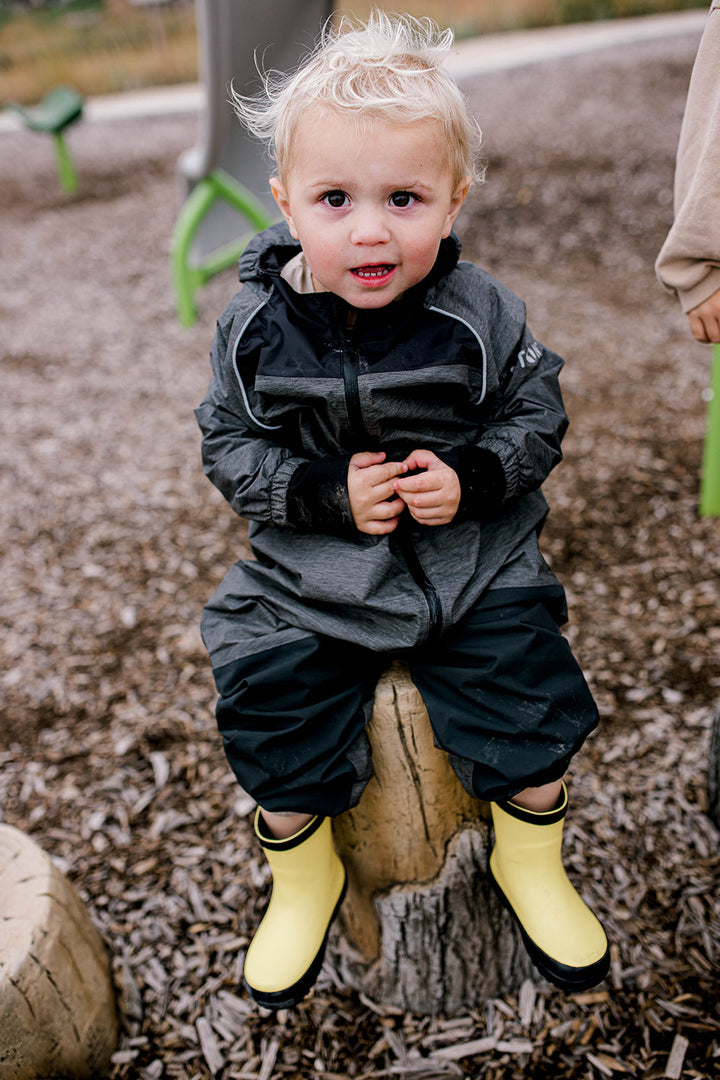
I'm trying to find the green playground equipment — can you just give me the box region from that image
[6,86,84,193]
[700,343,720,517]
[171,169,271,328]
[171,0,332,326]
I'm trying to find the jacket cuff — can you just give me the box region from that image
[285,456,354,532]
[679,267,720,314]
[436,445,507,520]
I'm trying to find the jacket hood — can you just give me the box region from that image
[237,221,463,296]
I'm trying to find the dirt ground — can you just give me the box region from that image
[2,27,720,1080]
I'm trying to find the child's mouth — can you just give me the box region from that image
[351,264,396,283]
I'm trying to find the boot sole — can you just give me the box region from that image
[244,874,347,1011]
[488,867,610,993]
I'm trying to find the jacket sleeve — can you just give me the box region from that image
[439,323,567,519]
[655,2,720,313]
[195,298,354,531]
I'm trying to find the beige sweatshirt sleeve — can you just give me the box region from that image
[655,2,720,313]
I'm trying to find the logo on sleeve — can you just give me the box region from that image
[517,341,543,367]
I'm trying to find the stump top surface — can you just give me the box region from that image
[0,825,54,974]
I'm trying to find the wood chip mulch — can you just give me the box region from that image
[1,31,719,1080]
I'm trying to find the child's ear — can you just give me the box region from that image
[442,176,472,238]
[270,177,300,240]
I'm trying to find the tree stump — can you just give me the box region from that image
[330,662,532,1015]
[0,824,119,1080]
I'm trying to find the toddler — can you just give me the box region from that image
[196,10,609,1009]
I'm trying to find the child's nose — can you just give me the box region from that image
[349,207,391,245]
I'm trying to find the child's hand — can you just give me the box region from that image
[394,449,461,526]
[348,452,408,534]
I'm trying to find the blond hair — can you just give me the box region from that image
[231,9,483,186]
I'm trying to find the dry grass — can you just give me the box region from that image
[0,1,198,105]
[335,0,704,37]
[0,0,704,106]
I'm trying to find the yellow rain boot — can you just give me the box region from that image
[244,811,346,1010]
[489,784,610,992]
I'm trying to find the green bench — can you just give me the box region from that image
[6,86,84,193]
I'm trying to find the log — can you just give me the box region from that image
[331,662,532,1015]
[0,824,119,1080]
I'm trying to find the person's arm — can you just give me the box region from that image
[460,325,567,516]
[396,324,568,525]
[195,300,355,532]
[655,2,720,337]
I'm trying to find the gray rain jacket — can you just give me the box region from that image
[197,224,568,669]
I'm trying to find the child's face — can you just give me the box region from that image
[270,110,470,309]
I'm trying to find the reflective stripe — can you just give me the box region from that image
[427,304,488,403]
[231,299,283,431]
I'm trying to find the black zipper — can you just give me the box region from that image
[341,308,442,640]
[340,310,366,448]
[397,524,443,640]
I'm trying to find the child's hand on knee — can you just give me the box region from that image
[394,449,461,526]
[348,451,407,534]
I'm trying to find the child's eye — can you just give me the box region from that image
[389,191,417,208]
[322,190,349,208]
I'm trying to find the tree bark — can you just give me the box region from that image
[331,662,531,1015]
